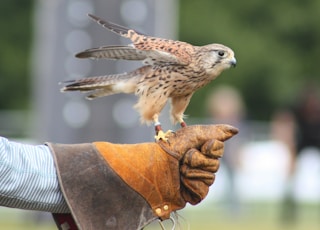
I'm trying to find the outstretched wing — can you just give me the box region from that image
[75,45,147,60]
[77,14,194,66]
[87,14,146,37]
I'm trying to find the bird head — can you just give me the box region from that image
[199,43,236,77]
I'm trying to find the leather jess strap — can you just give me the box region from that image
[52,213,78,230]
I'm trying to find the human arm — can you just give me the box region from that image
[0,136,69,213]
[0,124,238,229]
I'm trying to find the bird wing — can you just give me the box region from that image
[88,14,146,36]
[75,45,147,60]
[86,14,193,66]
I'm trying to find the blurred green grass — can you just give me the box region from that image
[1,202,319,230]
[146,202,320,230]
[0,209,56,230]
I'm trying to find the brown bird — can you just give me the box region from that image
[61,14,237,141]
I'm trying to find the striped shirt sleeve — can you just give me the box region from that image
[0,136,70,213]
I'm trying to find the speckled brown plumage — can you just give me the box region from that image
[61,14,237,135]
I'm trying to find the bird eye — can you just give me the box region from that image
[218,51,225,57]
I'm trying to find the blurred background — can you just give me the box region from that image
[0,0,319,229]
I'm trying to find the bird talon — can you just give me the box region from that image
[155,130,173,142]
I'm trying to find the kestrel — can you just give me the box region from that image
[61,14,237,141]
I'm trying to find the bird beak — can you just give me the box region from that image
[230,57,237,67]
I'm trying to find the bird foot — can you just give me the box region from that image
[154,130,173,142]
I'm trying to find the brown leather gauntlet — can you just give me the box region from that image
[94,124,238,220]
[49,124,237,229]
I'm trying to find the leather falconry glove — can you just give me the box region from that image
[49,124,238,230]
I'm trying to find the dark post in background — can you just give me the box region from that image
[31,0,177,143]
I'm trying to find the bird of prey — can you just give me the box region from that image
[61,14,237,141]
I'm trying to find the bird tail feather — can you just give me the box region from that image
[60,66,152,99]
[61,73,125,90]
[60,72,134,98]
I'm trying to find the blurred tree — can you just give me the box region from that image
[180,0,320,120]
[0,1,33,110]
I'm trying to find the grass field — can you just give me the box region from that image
[146,202,320,230]
[0,202,319,230]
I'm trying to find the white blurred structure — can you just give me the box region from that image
[194,124,320,207]
[31,0,178,143]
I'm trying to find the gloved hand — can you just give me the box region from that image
[94,124,238,220]
[179,139,225,205]
[50,124,238,230]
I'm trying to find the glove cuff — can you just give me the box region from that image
[94,142,186,220]
[48,142,157,229]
